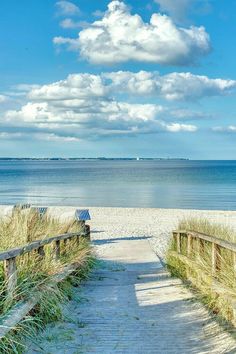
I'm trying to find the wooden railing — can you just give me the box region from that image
[1,229,90,300]
[172,230,236,275]
[170,230,236,325]
[0,228,90,338]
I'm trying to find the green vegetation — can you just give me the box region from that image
[167,218,236,327]
[178,218,236,242]
[0,209,94,353]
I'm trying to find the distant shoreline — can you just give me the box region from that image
[0,157,189,161]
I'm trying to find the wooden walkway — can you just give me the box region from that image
[27,236,236,354]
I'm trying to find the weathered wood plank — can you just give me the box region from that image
[53,240,61,260]
[176,233,181,253]
[0,232,86,261]
[211,242,221,275]
[173,230,236,253]
[3,258,17,302]
[187,234,192,257]
[37,246,45,259]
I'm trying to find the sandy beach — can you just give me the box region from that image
[2,205,236,260]
[52,206,236,259]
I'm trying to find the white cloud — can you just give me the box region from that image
[0,95,8,103]
[53,0,210,65]
[0,132,23,139]
[213,126,236,133]
[28,73,109,100]
[35,133,80,142]
[28,71,236,102]
[155,0,212,23]
[60,18,83,29]
[92,10,105,18]
[5,74,197,139]
[155,0,191,23]
[56,1,80,16]
[169,108,211,120]
[13,84,41,92]
[164,122,197,132]
[0,130,79,143]
[10,69,236,139]
[6,69,235,138]
[104,71,236,100]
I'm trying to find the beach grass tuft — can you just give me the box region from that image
[167,217,236,326]
[0,210,94,353]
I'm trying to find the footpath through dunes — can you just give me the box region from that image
[26,208,236,354]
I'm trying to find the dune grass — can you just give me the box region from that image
[178,218,236,242]
[0,209,94,353]
[167,218,236,327]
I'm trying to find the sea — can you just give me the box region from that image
[0,159,236,210]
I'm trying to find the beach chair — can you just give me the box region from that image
[75,209,91,239]
[31,207,48,217]
[12,203,31,215]
[13,203,31,211]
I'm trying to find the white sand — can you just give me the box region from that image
[2,205,236,260]
[47,206,236,258]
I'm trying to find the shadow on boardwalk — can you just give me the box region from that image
[26,235,236,354]
[92,235,151,245]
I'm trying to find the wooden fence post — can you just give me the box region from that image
[195,237,201,260]
[53,240,61,260]
[62,239,68,255]
[85,225,90,240]
[212,242,221,275]
[37,246,45,260]
[3,257,17,301]
[176,233,181,254]
[187,234,192,257]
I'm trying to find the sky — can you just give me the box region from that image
[0,0,236,159]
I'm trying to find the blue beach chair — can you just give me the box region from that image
[75,209,91,221]
[75,209,91,239]
[31,207,48,217]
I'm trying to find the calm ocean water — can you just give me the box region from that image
[0,160,236,210]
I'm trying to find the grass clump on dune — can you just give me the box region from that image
[178,218,236,242]
[0,210,94,354]
[167,218,236,326]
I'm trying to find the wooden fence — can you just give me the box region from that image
[171,230,236,274]
[0,228,90,339]
[170,230,236,324]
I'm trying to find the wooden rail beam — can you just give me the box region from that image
[0,231,86,262]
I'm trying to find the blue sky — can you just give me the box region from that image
[0,0,236,159]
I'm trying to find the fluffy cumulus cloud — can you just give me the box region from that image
[53,0,211,65]
[4,71,208,140]
[4,69,236,141]
[28,71,236,101]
